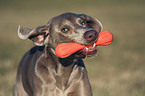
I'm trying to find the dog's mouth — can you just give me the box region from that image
[74,43,97,58]
[55,31,113,58]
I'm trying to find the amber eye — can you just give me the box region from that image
[61,28,69,33]
[80,20,86,26]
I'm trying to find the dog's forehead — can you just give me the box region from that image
[59,13,79,19]
[51,13,80,24]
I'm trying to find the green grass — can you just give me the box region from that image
[0,0,145,96]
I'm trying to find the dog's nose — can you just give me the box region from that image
[84,30,98,43]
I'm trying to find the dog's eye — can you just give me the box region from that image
[61,28,69,33]
[80,20,86,26]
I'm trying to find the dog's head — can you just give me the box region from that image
[18,12,103,58]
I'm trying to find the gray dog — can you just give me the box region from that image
[13,12,103,96]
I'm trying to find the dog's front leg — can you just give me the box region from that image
[33,74,56,96]
[67,69,93,96]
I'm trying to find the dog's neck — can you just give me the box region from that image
[45,44,78,63]
[43,45,81,88]
[45,45,79,69]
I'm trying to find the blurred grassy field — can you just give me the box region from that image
[0,0,145,96]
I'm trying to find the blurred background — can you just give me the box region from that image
[0,0,145,96]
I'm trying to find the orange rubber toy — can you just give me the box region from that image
[55,30,113,58]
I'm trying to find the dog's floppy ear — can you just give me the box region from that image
[79,14,103,32]
[18,25,49,46]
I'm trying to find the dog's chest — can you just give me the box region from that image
[54,65,84,95]
[39,65,84,96]
[35,54,85,95]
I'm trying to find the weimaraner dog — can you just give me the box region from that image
[13,12,103,96]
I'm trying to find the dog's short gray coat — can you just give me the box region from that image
[13,12,103,96]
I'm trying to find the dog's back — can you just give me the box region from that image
[14,46,45,96]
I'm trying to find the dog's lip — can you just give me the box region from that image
[74,43,98,57]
